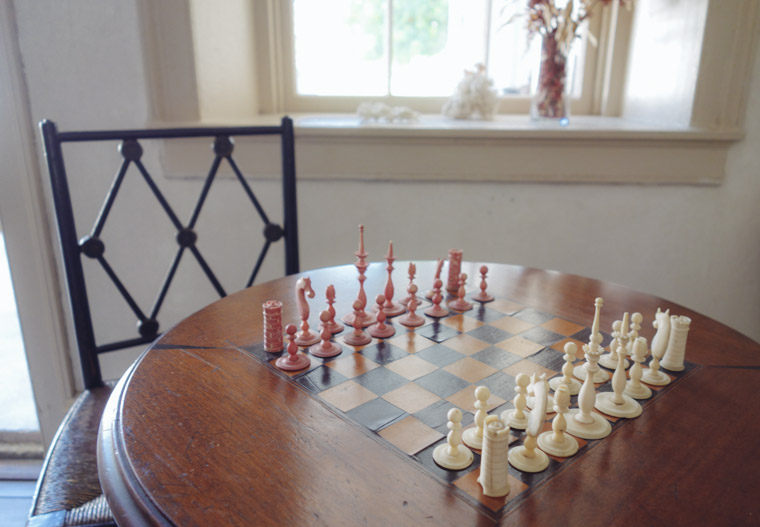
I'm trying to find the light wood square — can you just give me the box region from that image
[440,314,484,333]
[495,336,545,357]
[378,416,444,455]
[440,334,490,355]
[325,354,380,379]
[443,357,498,383]
[384,355,438,380]
[487,299,524,315]
[489,316,535,334]
[446,387,506,414]
[503,359,558,380]
[319,380,377,412]
[541,317,585,337]
[386,331,436,353]
[382,383,441,414]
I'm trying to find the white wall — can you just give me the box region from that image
[9,0,760,398]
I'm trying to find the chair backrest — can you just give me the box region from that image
[40,117,299,389]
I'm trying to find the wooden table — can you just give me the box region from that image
[98,261,760,526]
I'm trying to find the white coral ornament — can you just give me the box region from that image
[442,64,498,120]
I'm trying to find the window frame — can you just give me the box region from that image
[253,0,621,116]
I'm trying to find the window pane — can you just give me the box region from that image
[293,0,388,96]
[391,0,489,97]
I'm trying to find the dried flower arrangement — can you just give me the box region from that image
[513,0,634,120]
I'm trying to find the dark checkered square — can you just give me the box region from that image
[466,325,512,344]
[414,344,466,367]
[359,341,409,365]
[464,305,505,323]
[416,321,461,343]
[512,308,555,325]
[353,367,409,396]
[414,369,472,398]
[295,365,350,393]
[518,326,564,346]
[478,371,518,402]
[347,398,407,431]
[470,346,523,370]
[528,348,566,371]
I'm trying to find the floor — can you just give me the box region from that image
[0,459,41,526]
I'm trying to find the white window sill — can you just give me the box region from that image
[158,114,743,185]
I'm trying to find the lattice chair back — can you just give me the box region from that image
[40,118,299,389]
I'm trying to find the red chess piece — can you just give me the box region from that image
[309,311,342,358]
[276,324,311,371]
[472,265,494,303]
[399,262,417,306]
[369,294,396,338]
[448,273,473,312]
[325,284,344,334]
[424,278,449,318]
[399,284,425,327]
[343,299,372,347]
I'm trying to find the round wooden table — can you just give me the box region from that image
[98,261,760,526]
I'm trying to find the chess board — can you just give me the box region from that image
[244,295,698,520]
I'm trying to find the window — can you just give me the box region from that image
[278,0,608,114]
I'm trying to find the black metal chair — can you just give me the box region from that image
[27,117,299,527]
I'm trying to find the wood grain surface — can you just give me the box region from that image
[98,262,760,526]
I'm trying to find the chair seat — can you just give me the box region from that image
[27,383,116,527]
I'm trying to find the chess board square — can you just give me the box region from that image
[382,383,441,414]
[446,386,506,414]
[518,326,565,347]
[467,325,512,344]
[319,380,378,412]
[464,304,506,323]
[503,359,559,380]
[416,321,461,343]
[386,331,436,353]
[325,353,380,379]
[541,317,586,337]
[415,439,481,484]
[508,452,560,487]
[358,341,410,365]
[495,336,545,358]
[414,344,467,367]
[489,316,535,334]
[295,365,350,393]
[414,369,472,398]
[512,307,555,325]
[439,334,491,356]
[444,357,498,383]
[528,348,566,372]
[478,371,518,402]
[486,298,524,315]
[413,399,465,430]
[378,415,444,455]
[551,337,586,353]
[346,398,407,432]
[440,314,484,333]
[453,469,528,512]
[353,367,409,396]
[384,355,439,380]
[470,346,523,370]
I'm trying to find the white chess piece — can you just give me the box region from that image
[549,341,582,395]
[595,346,643,418]
[573,299,610,383]
[566,299,612,440]
[433,408,474,470]
[463,386,490,450]
[508,374,550,473]
[526,375,554,410]
[538,384,579,457]
[599,320,630,370]
[501,373,530,430]
[626,313,643,357]
[642,308,671,386]
[624,337,652,399]
[477,415,511,497]
[660,315,691,372]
